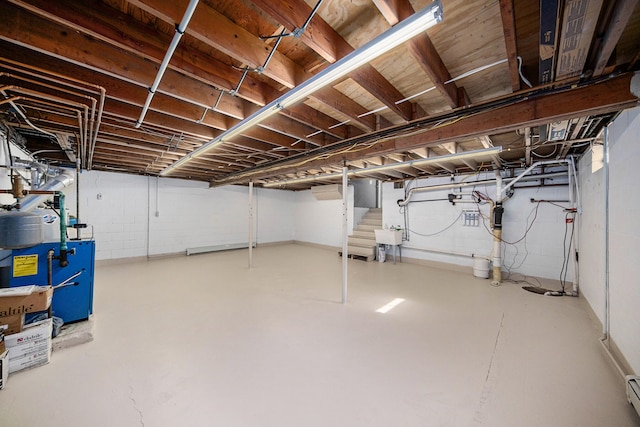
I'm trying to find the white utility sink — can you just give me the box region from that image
[374,229,403,245]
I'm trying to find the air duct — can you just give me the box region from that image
[17,168,74,212]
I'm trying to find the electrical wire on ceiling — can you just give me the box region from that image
[336,57,511,125]
[531,145,558,158]
[196,0,325,127]
[214,73,618,186]
[517,56,533,88]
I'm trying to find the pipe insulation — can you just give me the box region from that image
[135,0,199,128]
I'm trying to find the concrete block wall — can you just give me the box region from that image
[69,171,149,259]
[382,172,574,280]
[63,171,296,260]
[255,187,296,244]
[293,186,355,248]
[579,106,640,374]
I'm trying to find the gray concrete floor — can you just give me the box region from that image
[0,244,638,426]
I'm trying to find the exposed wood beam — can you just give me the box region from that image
[0,4,221,110]
[0,44,334,151]
[6,0,270,108]
[240,127,298,149]
[311,89,378,132]
[440,142,456,154]
[213,73,639,183]
[251,0,414,122]
[394,74,639,149]
[53,132,76,162]
[127,0,301,89]
[499,0,521,91]
[103,99,221,140]
[373,0,460,108]
[593,0,640,76]
[439,141,476,169]
[257,115,337,147]
[281,104,358,139]
[479,136,494,148]
[126,0,385,131]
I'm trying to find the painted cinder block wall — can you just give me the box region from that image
[381,172,574,281]
[63,172,296,259]
[579,106,640,374]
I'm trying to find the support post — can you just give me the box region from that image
[492,168,503,285]
[249,180,254,269]
[341,167,348,304]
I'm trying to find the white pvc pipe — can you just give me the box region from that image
[570,157,581,213]
[248,180,254,269]
[398,171,568,206]
[501,160,567,194]
[598,126,626,379]
[569,158,580,296]
[341,167,348,304]
[402,245,474,258]
[492,169,503,285]
[603,125,610,338]
[135,0,199,128]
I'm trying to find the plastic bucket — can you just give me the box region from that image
[473,258,490,279]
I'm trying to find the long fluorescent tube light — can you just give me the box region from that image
[159,0,443,176]
[262,146,502,187]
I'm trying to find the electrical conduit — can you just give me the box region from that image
[135,0,199,128]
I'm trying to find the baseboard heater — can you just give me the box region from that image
[186,242,256,256]
[627,376,640,417]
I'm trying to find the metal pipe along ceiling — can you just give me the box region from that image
[135,0,200,129]
[0,59,107,169]
[397,171,568,206]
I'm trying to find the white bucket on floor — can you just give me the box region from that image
[473,258,490,279]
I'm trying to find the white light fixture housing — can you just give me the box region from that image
[159,0,443,176]
[262,146,502,187]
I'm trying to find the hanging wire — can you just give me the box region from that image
[517,56,533,88]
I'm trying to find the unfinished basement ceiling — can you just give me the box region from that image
[1,0,639,189]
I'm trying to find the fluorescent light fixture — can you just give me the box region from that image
[376,298,405,314]
[262,146,502,187]
[159,0,443,176]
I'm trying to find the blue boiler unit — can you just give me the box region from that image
[9,240,95,324]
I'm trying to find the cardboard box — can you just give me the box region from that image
[0,286,53,317]
[6,319,52,374]
[0,314,24,335]
[0,350,7,390]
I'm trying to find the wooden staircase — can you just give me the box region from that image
[339,208,381,261]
